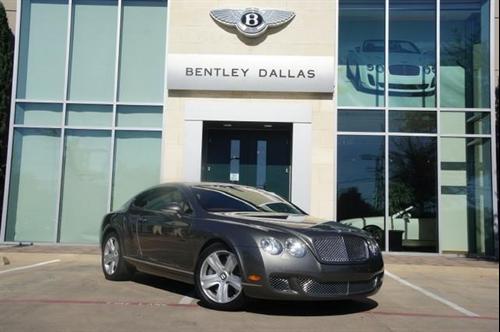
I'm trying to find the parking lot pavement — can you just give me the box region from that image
[0,247,498,332]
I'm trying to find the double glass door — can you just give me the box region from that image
[202,124,291,199]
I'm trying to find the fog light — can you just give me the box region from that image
[248,274,262,282]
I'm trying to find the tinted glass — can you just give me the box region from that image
[389,136,438,252]
[66,104,113,127]
[441,0,490,108]
[389,0,436,107]
[192,185,302,214]
[118,0,167,103]
[338,110,385,132]
[6,129,61,242]
[138,188,189,213]
[68,0,117,101]
[15,103,62,126]
[389,111,437,133]
[337,136,385,226]
[440,138,494,255]
[112,131,161,209]
[59,130,111,243]
[17,0,68,100]
[338,0,385,107]
[440,112,491,135]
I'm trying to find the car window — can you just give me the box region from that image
[133,187,192,214]
[191,185,304,214]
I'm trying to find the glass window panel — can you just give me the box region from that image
[14,103,62,126]
[338,110,385,132]
[68,0,117,101]
[389,0,436,107]
[111,131,161,209]
[440,138,494,255]
[66,104,113,127]
[389,110,437,133]
[441,0,490,108]
[338,0,385,107]
[256,140,267,188]
[6,128,61,242]
[337,136,386,247]
[17,0,68,100]
[389,136,438,252]
[116,106,163,128]
[59,130,111,243]
[441,112,491,135]
[118,0,167,103]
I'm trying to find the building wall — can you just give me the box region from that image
[164,0,337,219]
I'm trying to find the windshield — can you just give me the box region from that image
[389,40,420,54]
[191,185,304,214]
[362,40,420,54]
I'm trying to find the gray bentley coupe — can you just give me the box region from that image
[100,183,384,310]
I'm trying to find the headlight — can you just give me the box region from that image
[367,64,374,71]
[424,65,432,74]
[260,237,283,255]
[367,238,380,256]
[376,64,384,73]
[285,238,307,258]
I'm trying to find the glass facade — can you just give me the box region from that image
[3,0,166,243]
[338,0,495,255]
[2,0,496,256]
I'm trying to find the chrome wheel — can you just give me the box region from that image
[103,236,120,275]
[199,250,242,304]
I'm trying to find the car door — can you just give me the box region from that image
[135,187,193,269]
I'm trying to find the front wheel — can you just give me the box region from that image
[195,243,246,311]
[101,232,132,281]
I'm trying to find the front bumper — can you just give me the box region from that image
[237,246,384,301]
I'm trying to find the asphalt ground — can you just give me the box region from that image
[0,246,498,332]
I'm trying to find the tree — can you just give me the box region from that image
[0,3,14,217]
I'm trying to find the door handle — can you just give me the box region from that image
[138,216,147,223]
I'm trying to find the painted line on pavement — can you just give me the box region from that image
[370,311,498,321]
[0,259,61,275]
[385,270,480,317]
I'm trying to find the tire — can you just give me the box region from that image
[101,231,132,281]
[195,243,246,311]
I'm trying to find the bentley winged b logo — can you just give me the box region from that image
[210,8,295,38]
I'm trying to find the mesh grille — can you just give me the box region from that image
[297,277,377,296]
[297,278,348,296]
[269,277,291,291]
[389,64,420,76]
[313,235,369,264]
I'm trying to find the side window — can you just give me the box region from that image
[135,187,192,214]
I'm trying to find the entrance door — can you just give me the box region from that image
[202,122,291,199]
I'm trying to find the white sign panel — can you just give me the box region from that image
[167,54,335,93]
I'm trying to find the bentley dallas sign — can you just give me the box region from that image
[167,54,335,93]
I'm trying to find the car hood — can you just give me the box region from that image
[210,212,369,239]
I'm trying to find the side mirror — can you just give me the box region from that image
[162,202,183,215]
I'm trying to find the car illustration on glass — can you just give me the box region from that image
[100,183,384,310]
[347,39,436,95]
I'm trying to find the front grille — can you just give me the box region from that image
[269,276,291,291]
[388,83,429,90]
[313,235,369,264]
[389,64,420,76]
[297,277,377,297]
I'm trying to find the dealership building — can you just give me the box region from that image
[0,0,498,258]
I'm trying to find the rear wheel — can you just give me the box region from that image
[195,243,246,311]
[101,232,132,281]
